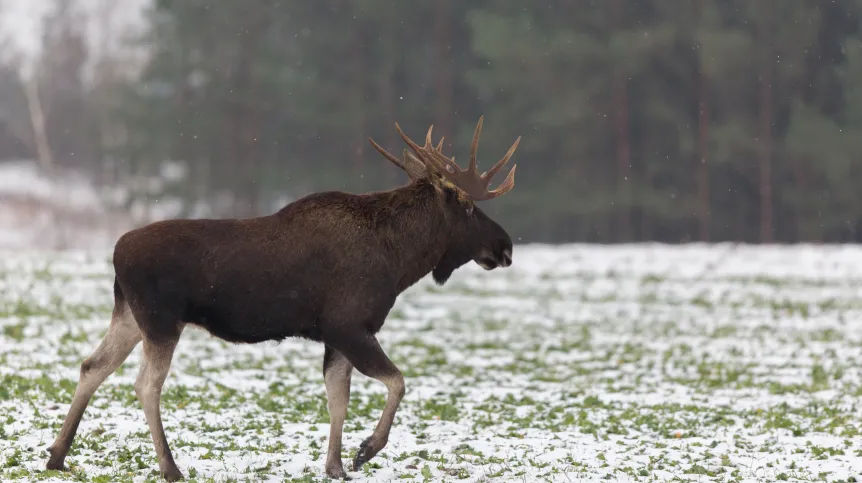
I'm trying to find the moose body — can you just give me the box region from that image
[45,117,520,481]
[113,188,447,344]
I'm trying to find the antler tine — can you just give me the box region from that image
[368,136,405,170]
[395,122,430,163]
[481,136,520,188]
[484,164,517,199]
[469,115,483,175]
[435,137,444,153]
[395,122,457,176]
[425,125,435,149]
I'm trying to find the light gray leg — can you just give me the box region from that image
[354,370,405,470]
[323,346,353,479]
[135,330,184,481]
[330,333,405,472]
[46,302,141,470]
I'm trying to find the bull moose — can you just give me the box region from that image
[45,116,520,480]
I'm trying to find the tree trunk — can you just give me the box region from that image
[790,162,809,242]
[434,0,453,146]
[611,0,631,242]
[697,73,711,241]
[759,3,774,243]
[352,22,367,190]
[379,61,398,186]
[244,78,263,216]
[21,73,54,173]
[232,6,266,217]
[613,63,632,241]
[21,70,60,246]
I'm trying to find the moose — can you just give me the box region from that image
[44,116,520,480]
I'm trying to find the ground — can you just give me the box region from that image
[0,244,861,483]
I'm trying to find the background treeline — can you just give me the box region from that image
[2,0,862,244]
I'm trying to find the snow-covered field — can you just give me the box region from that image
[0,244,861,482]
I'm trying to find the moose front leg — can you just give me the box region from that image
[328,332,405,473]
[323,346,353,479]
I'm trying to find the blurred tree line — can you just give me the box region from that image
[3,0,862,244]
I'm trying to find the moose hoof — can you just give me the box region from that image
[161,467,185,482]
[325,462,350,480]
[44,459,67,472]
[352,436,380,472]
[45,446,68,472]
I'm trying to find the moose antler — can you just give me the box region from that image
[394,116,519,201]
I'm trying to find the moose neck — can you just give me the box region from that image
[377,181,453,293]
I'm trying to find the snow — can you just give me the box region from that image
[0,160,105,211]
[0,160,135,250]
[0,160,298,251]
[1,244,862,482]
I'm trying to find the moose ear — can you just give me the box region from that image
[402,150,429,180]
[368,137,429,181]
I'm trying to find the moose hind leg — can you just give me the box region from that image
[135,331,184,481]
[323,346,354,479]
[329,333,405,472]
[46,303,141,471]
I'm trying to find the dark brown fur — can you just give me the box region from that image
[45,175,513,480]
